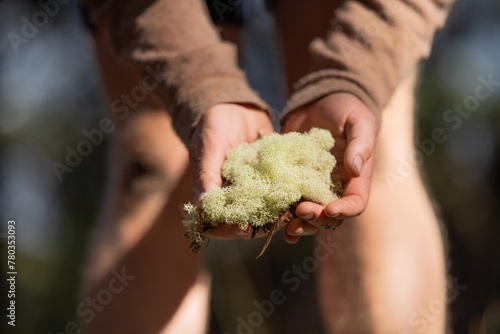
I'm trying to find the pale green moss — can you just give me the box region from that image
[184,128,341,252]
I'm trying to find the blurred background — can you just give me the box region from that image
[0,0,499,333]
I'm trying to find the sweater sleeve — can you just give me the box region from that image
[82,0,271,145]
[281,0,455,125]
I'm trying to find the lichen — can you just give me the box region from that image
[183,128,341,252]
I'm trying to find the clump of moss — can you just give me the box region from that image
[183,128,341,253]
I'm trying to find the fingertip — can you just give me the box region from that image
[285,218,306,235]
[284,232,300,244]
[345,114,376,177]
[352,154,363,177]
[295,202,323,220]
[286,218,306,236]
[324,202,342,218]
[325,195,366,218]
[345,148,368,177]
[325,197,353,218]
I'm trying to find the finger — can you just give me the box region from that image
[285,218,319,236]
[189,129,226,205]
[203,224,271,240]
[293,201,343,229]
[325,157,373,218]
[284,232,300,244]
[294,201,324,221]
[344,109,377,177]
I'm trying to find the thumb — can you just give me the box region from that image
[344,111,377,177]
[190,130,226,207]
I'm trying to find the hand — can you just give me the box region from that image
[189,103,275,239]
[281,93,378,243]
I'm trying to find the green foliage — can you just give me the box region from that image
[184,128,341,251]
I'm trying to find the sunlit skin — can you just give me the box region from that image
[196,94,376,244]
[82,1,447,332]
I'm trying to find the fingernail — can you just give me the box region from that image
[294,228,304,235]
[352,154,363,176]
[300,213,313,220]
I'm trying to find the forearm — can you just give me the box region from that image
[82,0,271,145]
[281,0,455,125]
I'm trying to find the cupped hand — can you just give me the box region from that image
[281,93,378,243]
[189,103,275,240]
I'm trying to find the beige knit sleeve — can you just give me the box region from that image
[83,0,271,145]
[281,0,455,125]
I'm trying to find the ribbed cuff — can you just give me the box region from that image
[280,71,380,128]
[172,78,272,146]
[139,42,272,146]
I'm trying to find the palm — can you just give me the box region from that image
[189,103,275,240]
[281,93,377,239]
